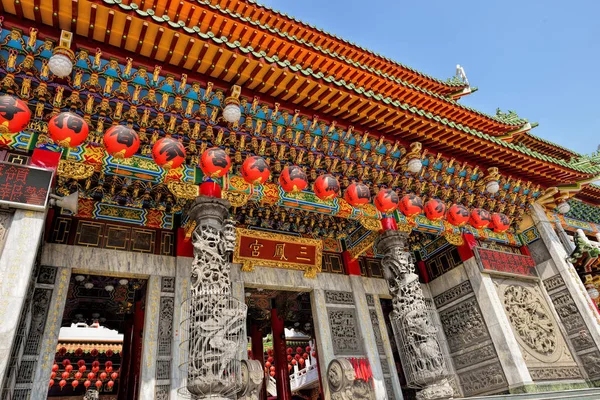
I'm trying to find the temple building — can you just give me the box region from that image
[2,0,600,399]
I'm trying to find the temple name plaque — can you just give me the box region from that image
[234,228,323,278]
[0,161,53,211]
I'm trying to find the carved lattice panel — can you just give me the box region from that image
[327,308,364,356]
[157,297,174,357]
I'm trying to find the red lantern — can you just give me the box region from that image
[199,180,222,198]
[399,194,423,217]
[200,147,231,178]
[287,355,292,362]
[49,379,54,388]
[77,359,86,367]
[152,137,186,170]
[52,364,59,372]
[87,372,96,380]
[51,371,56,379]
[110,372,118,380]
[470,208,492,229]
[311,351,316,357]
[291,359,297,365]
[65,364,73,373]
[288,365,293,372]
[106,366,113,373]
[0,95,31,134]
[424,198,447,222]
[344,182,371,207]
[375,189,400,214]
[269,366,276,372]
[295,354,301,360]
[105,361,113,368]
[265,361,271,368]
[58,347,67,356]
[90,349,99,357]
[62,359,71,367]
[104,125,140,159]
[241,156,270,185]
[286,348,293,355]
[71,379,79,389]
[75,348,83,357]
[299,358,305,365]
[61,371,69,380]
[48,112,89,147]
[269,371,276,377]
[279,165,308,193]
[305,346,311,352]
[92,361,100,368]
[59,379,67,389]
[95,380,102,389]
[446,204,470,227]
[92,366,99,373]
[78,366,86,373]
[313,174,340,201]
[267,356,274,363]
[267,349,274,356]
[75,372,82,380]
[106,349,114,358]
[84,380,91,389]
[100,372,107,381]
[296,347,303,354]
[107,380,114,389]
[491,213,511,233]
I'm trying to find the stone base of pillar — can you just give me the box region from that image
[416,378,453,400]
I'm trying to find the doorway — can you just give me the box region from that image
[46,273,147,399]
[245,288,322,400]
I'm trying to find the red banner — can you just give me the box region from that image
[475,247,537,278]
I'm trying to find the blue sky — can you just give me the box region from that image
[258,0,600,156]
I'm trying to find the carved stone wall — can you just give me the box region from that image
[544,274,600,380]
[0,211,12,258]
[435,281,508,397]
[155,277,175,395]
[494,278,581,381]
[324,291,364,357]
[366,295,393,397]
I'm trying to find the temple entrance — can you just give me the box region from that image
[245,288,322,400]
[46,273,148,400]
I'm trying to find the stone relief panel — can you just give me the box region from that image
[328,308,364,356]
[433,281,473,309]
[325,290,355,305]
[495,278,579,380]
[458,361,507,397]
[369,310,385,355]
[160,276,175,293]
[157,297,174,357]
[544,274,600,379]
[36,266,57,285]
[452,344,497,370]
[439,297,489,353]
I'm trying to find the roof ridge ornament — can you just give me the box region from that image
[455,64,470,86]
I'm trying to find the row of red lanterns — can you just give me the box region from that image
[50,359,117,391]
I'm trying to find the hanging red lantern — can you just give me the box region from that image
[200,147,231,178]
[199,180,222,198]
[267,349,274,356]
[287,355,292,362]
[424,198,447,221]
[100,372,107,381]
[305,346,311,352]
[58,347,67,356]
[48,112,89,147]
[106,366,113,373]
[75,372,83,380]
[105,361,113,368]
[110,372,118,380]
[269,366,276,372]
[0,95,31,134]
[71,379,79,389]
[52,364,59,372]
[291,359,297,365]
[92,361,100,368]
[77,359,85,367]
[152,137,186,170]
[470,208,492,229]
[65,364,73,373]
[75,348,83,357]
[296,347,303,354]
[103,125,140,159]
[241,156,270,184]
[95,380,102,389]
[49,379,55,388]
[375,189,400,214]
[269,371,276,377]
[491,213,511,233]
[446,204,470,227]
[344,182,371,207]
[267,356,274,363]
[78,366,86,373]
[399,194,423,217]
[106,349,114,358]
[298,358,305,365]
[294,354,301,361]
[303,352,309,359]
[313,174,340,201]
[279,165,308,193]
[84,380,91,389]
[59,379,67,390]
[288,365,293,372]
[90,349,99,357]
[107,380,115,389]
[311,351,316,357]
[62,359,71,367]
[286,347,293,355]
[87,372,96,381]
[265,361,271,368]
[61,371,69,380]
[50,371,56,379]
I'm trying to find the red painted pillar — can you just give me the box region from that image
[342,250,361,276]
[457,233,477,262]
[250,325,267,400]
[271,307,292,400]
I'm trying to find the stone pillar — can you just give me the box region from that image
[376,229,453,400]
[348,275,388,399]
[310,288,335,399]
[182,196,247,399]
[139,275,162,399]
[0,209,46,390]
[554,219,575,253]
[462,257,533,388]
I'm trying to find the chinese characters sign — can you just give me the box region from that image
[0,161,53,211]
[234,228,323,278]
[475,247,538,278]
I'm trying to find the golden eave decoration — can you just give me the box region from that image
[57,160,94,180]
[233,228,323,278]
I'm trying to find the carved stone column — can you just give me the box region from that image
[376,230,453,400]
[180,196,248,399]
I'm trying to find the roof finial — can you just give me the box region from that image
[456,64,469,86]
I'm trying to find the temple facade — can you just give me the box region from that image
[1,1,600,399]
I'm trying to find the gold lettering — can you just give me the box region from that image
[274,243,288,261]
[249,240,263,257]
